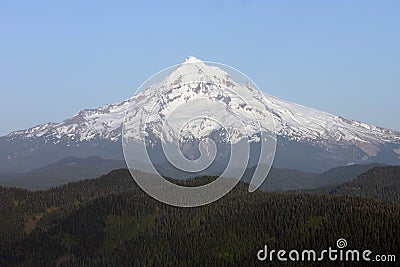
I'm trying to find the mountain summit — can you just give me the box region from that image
[123,57,273,145]
[1,57,400,173]
[183,56,203,63]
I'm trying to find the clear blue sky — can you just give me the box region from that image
[1,1,399,136]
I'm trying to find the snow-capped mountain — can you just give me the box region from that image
[123,56,274,146]
[1,56,400,173]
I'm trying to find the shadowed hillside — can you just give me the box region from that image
[296,166,400,203]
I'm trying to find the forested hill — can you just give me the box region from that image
[295,166,400,202]
[0,168,399,266]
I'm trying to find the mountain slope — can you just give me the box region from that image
[1,56,400,173]
[258,163,381,191]
[0,156,126,190]
[300,166,400,202]
[0,159,378,191]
